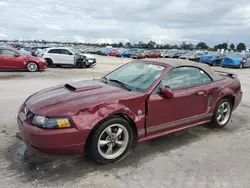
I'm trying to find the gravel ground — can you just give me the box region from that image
[1,55,250,188]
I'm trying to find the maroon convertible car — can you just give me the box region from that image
[17,59,242,163]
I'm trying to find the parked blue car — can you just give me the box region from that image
[200,52,221,66]
[102,48,112,56]
[19,48,32,56]
[221,52,250,69]
[116,51,132,58]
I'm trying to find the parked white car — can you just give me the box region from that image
[41,47,96,68]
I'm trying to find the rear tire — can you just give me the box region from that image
[210,99,232,128]
[89,117,133,164]
[45,58,53,67]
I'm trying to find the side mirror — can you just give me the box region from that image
[160,87,174,99]
[14,53,20,57]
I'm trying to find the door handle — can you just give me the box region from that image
[197,91,205,95]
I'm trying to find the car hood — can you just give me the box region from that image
[82,53,94,58]
[24,55,43,62]
[26,80,143,117]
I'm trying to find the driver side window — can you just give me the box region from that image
[162,67,202,90]
[152,66,213,94]
[61,49,73,55]
[0,49,16,56]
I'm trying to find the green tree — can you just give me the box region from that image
[171,44,179,49]
[147,41,156,49]
[221,43,228,50]
[196,42,209,50]
[236,43,246,52]
[180,41,187,50]
[125,42,132,48]
[229,43,235,50]
[214,43,228,51]
[187,43,194,50]
[163,44,170,49]
[118,42,124,48]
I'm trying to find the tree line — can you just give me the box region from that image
[0,39,247,52]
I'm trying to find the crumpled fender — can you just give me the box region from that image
[72,102,141,132]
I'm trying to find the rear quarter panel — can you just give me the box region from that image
[209,76,241,112]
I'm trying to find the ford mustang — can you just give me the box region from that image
[17,59,242,163]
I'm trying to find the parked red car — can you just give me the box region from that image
[108,49,120,56]
[17,59,242,163]
[145,51,161,58]
[0,47,47,71]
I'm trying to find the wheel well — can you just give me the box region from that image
[222,95,235,107]
[76,58,84,62]
[44,58,53,63]
[84,113,138,154]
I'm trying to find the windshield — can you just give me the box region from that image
[104,61,165,92]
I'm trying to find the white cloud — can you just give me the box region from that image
[0,0,250,46]
[0,1,8,6]
[0,34,8,38]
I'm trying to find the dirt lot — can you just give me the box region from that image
[1,55,250,188]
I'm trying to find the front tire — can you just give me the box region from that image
[89,117,133,164]
[210,99,232,128]
[26,62,38,72]
[83,60,91,68]
[76,60,84,69]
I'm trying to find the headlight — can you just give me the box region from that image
[32,115,73,129]
[39,58,45,62]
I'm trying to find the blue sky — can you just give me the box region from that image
[0,0,250,46]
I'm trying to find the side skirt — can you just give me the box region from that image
[138,119,211,142]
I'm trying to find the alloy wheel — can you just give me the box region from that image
[216,102,231,125]
[27,62,38,72]
[97,124,129,160]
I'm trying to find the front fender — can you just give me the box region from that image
[71,102,145,140]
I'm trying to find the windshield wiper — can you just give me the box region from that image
[108,79,131,91]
